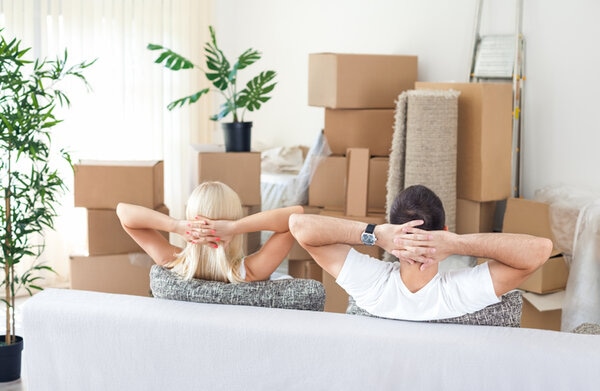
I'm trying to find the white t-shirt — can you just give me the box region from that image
[336,248,501,321]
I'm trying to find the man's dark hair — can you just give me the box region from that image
[389,185,445,230]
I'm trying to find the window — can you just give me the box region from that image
[0,0,212,288]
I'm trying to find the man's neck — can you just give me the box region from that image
[399,262,439,293]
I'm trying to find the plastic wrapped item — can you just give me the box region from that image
[534,185,597,261]
[561,199,600,331]
[260,131,331,209]
[291,131,332,205]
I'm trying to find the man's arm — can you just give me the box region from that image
[289,213,424,278]
[392,227,554,296]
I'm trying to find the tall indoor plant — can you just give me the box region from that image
[148,25,277,152]
[0,31,94,382]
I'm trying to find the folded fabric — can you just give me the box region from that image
[150,265,326,311]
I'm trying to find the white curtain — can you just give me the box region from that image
[0,0,213,288]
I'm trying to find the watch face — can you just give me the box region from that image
[361,232,376,246]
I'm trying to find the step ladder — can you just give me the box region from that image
[468,0,525,198]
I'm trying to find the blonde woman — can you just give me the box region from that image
[116,181,303,282]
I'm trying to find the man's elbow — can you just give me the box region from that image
[289,213,301,236]
[533,237,554,270]
[289,213,309,245]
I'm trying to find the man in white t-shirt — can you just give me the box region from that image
[289,185,553,321]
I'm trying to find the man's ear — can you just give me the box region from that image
[444,225,448,231]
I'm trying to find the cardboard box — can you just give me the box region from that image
[345,148,370,217]
[521,290,564,331]
[195,149,261,206]
[320,209,387,225]
[415,82,513,201]
[322,271,349,313]
[309,156,388,214]
[288,259,323,281]
[74,160,164,209]
[455,198,497,234]
[503,198,561,253]
[324,109,394,156]
[241,205,262,254]
[86,205,170,256]
[309,53,418,109]
[69,253,153,296]
[308,156,346,210]
[503,197,568,293]
[368,157,389,214]
[518,255,569,294]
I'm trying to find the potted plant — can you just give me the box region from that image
[0,31,94,382]
[148,25,277,152]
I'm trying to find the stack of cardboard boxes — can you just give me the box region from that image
[193,146,263,254]
[502,198,569,331]
[415,82,514,234]
[71,160,168,296]
[290,53,418,312]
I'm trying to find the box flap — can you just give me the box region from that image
[77,159,161,167]
[522,290,565,312]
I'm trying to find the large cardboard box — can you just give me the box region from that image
[309,53,418,109]
[242,205,262,254]
[195,150,261,206]
[322,271,349,313]
[86,205,169,256]
[308,156,388,213]
[288,259,323,281]
[519,255,569,294]
[415,82,513,201]
[503,197,569,293]
[320,209,387,226]
[74,160,164,209]
[455,198,497,234]
[308,156,346,210]
[69,253,153,296]
[521,290,564,331]
[324,109,394,156]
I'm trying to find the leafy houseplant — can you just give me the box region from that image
[148,25,277,152]
[0,31,94,381]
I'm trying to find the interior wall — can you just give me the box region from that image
[212,0,600,199]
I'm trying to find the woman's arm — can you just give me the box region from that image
[116,203,187,265]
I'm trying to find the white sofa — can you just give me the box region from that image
[23,288,600,391]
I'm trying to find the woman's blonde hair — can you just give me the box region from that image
[167,181,245,283]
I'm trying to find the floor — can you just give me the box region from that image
[0,296,29,391]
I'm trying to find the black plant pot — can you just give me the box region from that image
[222,121,252,152]
[0,335,24,382]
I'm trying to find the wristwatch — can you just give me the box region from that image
[360,224,377,246]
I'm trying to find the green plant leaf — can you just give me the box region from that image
[238,70,277,112]
[166,88,210,110]
[147,43,194,71]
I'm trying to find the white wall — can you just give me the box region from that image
[213,0,600,199]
